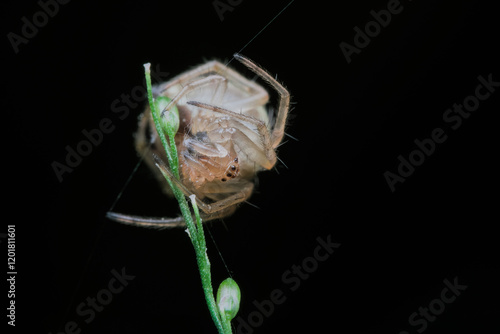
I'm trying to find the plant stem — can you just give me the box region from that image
[144,63,230,334]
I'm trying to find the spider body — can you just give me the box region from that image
[109,54,290,227]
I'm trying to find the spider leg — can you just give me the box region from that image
[161,75,228,117]
[158,60,229,95]
[233,53,290,148]
[200,181,254,213]
[106,207,235,229]
[106,212,186,229]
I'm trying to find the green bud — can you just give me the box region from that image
[216,278,241,321]
[154,96,179,135]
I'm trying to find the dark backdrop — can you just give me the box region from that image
[3,0,499,333]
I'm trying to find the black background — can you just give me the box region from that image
[2,0,499,333]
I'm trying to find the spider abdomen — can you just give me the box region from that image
[179,130,240,189]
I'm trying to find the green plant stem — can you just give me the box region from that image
[144,63,178,177]
[144,63,229,334]
[175,187,225,333]
[219,309,232,334]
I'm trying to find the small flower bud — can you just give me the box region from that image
[216,278,241,321]
[154,96,179,135]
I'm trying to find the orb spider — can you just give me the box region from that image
[107,54,290,228]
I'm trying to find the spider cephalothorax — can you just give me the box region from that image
[108,54,290,227]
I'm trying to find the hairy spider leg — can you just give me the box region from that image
[106,204,235,228]
[233,53,290,148]
[105,212,186,229]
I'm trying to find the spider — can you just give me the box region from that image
[107,54,290,228]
